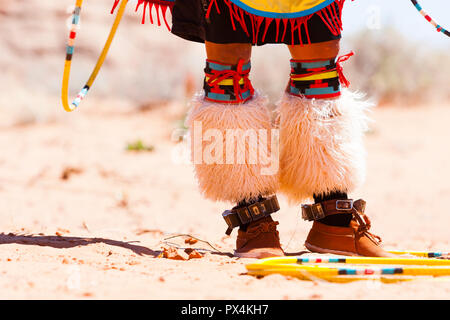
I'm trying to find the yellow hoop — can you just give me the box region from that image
[246,254,450,283]
[61,0,128,112]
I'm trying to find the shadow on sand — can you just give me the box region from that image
[0,233,310,259]
[0,232,161,257]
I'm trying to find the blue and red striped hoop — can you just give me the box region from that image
[411,0,450,38]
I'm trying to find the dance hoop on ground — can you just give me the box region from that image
[246,251,450,283]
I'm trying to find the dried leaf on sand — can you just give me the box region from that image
[158,247,204,261]
[60,167,83,181]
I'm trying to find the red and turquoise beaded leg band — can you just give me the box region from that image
[289,52,354,99]
[204,59,255,104]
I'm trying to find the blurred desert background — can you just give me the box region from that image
[0,0,449,299]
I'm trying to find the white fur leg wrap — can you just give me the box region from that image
[278,90,372,203]
[186,93,278,203]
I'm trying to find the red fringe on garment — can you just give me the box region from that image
[111,0,174,31]
[111,0,346,45]
[206,0,347,45]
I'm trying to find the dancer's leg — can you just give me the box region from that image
[278,41,393,257]
[185,42,283,258]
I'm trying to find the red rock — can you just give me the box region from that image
[161,247,187,260]
[185,249,203,260]
[184,237,198,245]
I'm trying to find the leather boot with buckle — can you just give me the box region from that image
[235,216,284,258]
[222,196,284,258]
[302,199,396,257]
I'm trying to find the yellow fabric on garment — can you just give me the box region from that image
[291,71,338,81]
[236,0,332,14]
[205,77,245,86]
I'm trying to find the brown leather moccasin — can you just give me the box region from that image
[235,216,284,258]
[303,199,396,257]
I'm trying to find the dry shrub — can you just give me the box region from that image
[345,27,450,106]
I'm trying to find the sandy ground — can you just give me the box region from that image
[0,0,448,301]
[0,99,449,300]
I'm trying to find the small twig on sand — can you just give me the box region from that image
[162,234,226,254]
